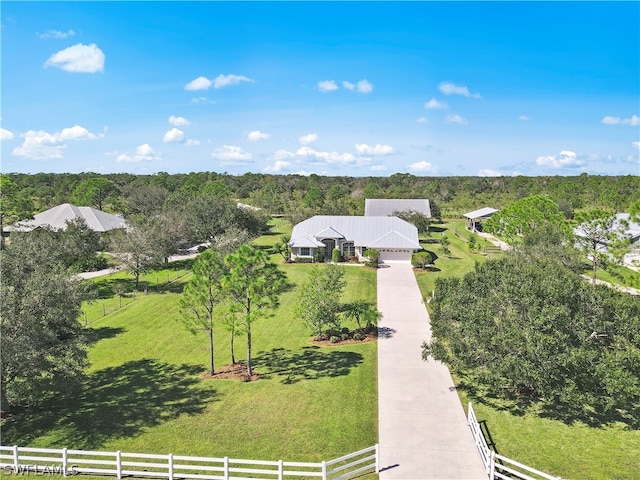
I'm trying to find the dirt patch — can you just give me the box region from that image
[200,363,260,382]
[310,332,378,347]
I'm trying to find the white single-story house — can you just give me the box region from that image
[289,215,422,263]
[365,198,431,218]
[6,203,127,233]
[574,213,640,248]
[463,207,499,232]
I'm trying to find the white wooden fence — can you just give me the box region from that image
[0,445,378,480]
[467,403,562,480]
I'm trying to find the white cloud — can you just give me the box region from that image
[213,74,254,89]
[408,161,436,173]
[601,115,639,126]
[445,114,468,125]
[211,145,252,163]
[438,82,481,99]
[478,169,503,177]
[263,160,291,173]
[370,165,388,172]
[355,143,394,156]
[416,117,429,124]
[163,128,185,143]
[518,115,530,121]
[247,130,270,142]
[299,133,318,145]
[296,146,356,165]
[632,141,640,150]
[116,144,161,163]
[168,115,190,127]
[317,80,339,92]
[12,125,101,160]
[269,149,296,161]
[191,96,210,103]
[356,79,373,94]
[185,139,200,147]
[343,81,355,90]
[44,43,105,73]
[185,76,212,91]
[1,128,15,141]
[536,150,585,169]
[424,98,448,109]
[37,29,75,39]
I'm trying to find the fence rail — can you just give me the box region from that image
[467,403,562,480]
[0,445,378,480]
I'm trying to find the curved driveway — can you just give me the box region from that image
[377,262,486,479]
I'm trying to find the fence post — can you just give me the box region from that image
[116,451,122,479]
[375,444,380,473]
[62,448,68,477]
[168,453,173,480]
[321,460,327,480]
[278,459,283,480]
[12,445,19,474]
[223,456,229,480]
[489,450,495,479]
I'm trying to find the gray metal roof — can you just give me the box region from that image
[365,199,431,218]
[10,203,127,232]
[574,213,640,243]
[290,216,421,249]
[463,207,499,219]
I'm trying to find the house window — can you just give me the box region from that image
[342,242,355,259]
[300,247,310,256]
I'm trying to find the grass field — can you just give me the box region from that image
[3,222,378,465]
[415,220,640,480]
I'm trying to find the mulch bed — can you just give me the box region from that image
[200,362,260,382]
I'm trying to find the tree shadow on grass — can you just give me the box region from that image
[457,375,640,430]
[2,360,215,448]
[252,346,363,384]
[84,326,126,345]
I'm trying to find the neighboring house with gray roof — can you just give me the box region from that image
[289,215,421,263]
[7,203,127,233]
[365,198,431,218]
[463,207,499,232]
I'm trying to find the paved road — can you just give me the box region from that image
[377,262,487,480]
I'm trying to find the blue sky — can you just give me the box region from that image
[1,1,639,177]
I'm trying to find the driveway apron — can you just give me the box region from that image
[377,262,487,479]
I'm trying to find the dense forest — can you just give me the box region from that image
[3,172,639,225]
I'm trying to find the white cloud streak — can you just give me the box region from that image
[317,80,339,92]
[213,74,254,88]
[601,115,639,126]
[37,29,76,39]
[356,79,373,93]
[478,169,503,177]
[424,98,448,109]
[535,150,585,169]
[163,128,185,143]
[355,143,394,156]
[445,114,468,125]
[438,81,481,99]
[408,161,436,173]
[263,160,292,173]
[1,128,15,141]
[169,115,190,127]
[185,76,212,91]
[44,43,105,73]
[299,133,318,145]
[12,125,101,160]
[211,145,252,163]
[248,130,270,142]
[116,144,161,163]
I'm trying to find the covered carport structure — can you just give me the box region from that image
[463,207,499,232]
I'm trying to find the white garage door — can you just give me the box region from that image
[378,248,413,263]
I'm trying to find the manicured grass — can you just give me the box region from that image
[3,233,377,465]
[415,220,640,480]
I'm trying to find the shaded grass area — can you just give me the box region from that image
[3,236,377,464]
[416,220,640,480]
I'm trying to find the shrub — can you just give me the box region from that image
[365,249,379,268]
[353,332,365,341]
[197,245,209,253]
[412,251,435,269]
[330,335,341,344]
[314,249,325,263]
[332,248,341,263]
[341,333,350,341]
[295,257,314,263]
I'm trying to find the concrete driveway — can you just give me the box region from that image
[377,262,487,479]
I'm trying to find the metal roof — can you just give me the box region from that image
[9,203,127,232]
[290,216,421,249]
[365,199,431,218]
[463,207,499,219]
[574,213,640,243]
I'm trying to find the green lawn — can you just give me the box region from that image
[415,220,640,480]
[3,230,377,465]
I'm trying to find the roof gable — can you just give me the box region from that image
[365,199,431,217]
[12,203,126,232]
